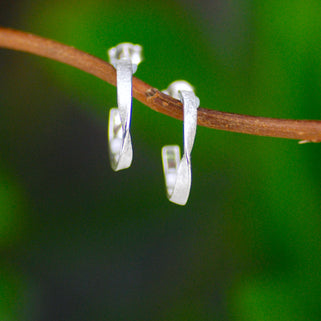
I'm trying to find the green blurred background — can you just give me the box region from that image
[0,0,320,320]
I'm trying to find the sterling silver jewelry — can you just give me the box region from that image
[162,81,200,205]
[107,43,143,171]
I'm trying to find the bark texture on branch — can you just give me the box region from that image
[0,27,320,142]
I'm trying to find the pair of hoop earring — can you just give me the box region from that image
[107,43,200,206]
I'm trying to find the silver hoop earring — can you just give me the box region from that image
[162,80,200,205]
[107,43,143,171]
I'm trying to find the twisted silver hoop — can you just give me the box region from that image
[162,81,200,205]
[107,43,143,171]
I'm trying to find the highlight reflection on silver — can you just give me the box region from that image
[162,81,200,205]
[107,43,143,171]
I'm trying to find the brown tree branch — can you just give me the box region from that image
[0,27,320,142]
